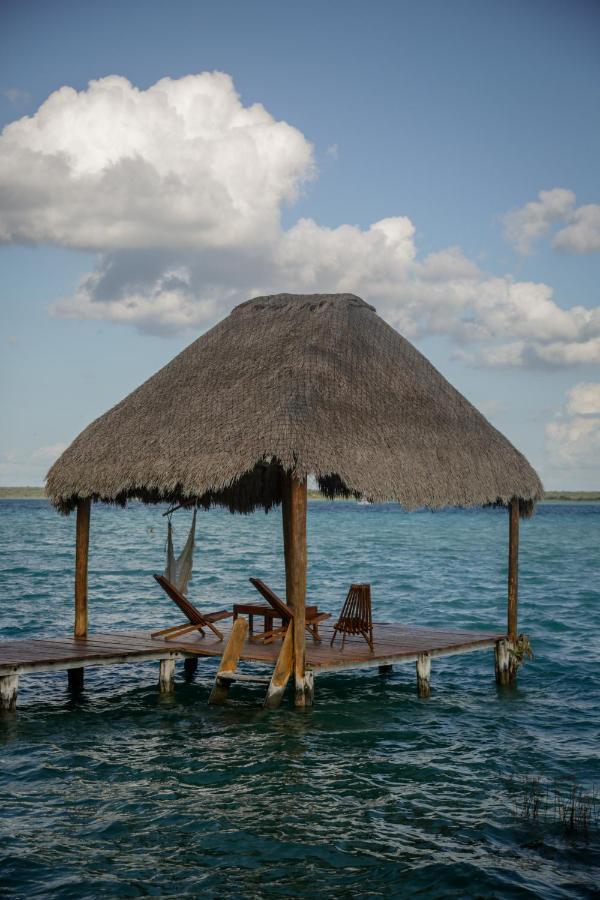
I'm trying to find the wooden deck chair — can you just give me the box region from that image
[330,583,374,652]
[151,574,232,641]
[249,577,331,644]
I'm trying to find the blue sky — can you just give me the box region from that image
[1,0,599,488]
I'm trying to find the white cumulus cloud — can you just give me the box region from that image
[546,383,600,475]
[554,204,600,254]
[0,72,314,250]
[503,187,600,255]
[503,188,575,254]
[566,382,600,416]
[546,417,600,468]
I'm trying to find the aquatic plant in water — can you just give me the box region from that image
[511,775,599,837]
[509,633,534,669]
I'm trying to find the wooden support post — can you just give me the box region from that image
[303,670,314,707]
[67,668,84,692]
[159,658,176,693]
[74,498,91,637]
[416,652,431,698]
[494,638,515,686]
[68,498,91,690]
[264,626,294,709]
[208,618,248,705]
[508,498,519,641]
[281,471,309,708]
[0,674,19,711]
[183,657,198,680]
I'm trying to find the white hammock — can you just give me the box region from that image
[164,509,196,595]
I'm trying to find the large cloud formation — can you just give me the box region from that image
[0,72,313,250]
[1,72,599,366]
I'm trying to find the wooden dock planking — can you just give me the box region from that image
[0,624,504,673]
[0,623,505,707]
[170,621,505,673]
[0,634,182,675]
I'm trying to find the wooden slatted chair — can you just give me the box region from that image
[330,583,374,652]
[151,574,232,641]
[249,577,331,644]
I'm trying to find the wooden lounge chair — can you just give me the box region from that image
[249,577,331,644]
[330,583,374,652]
[151,574,233,641]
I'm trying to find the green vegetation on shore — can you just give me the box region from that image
[542,491,600,501]
[0,486,47,499]
[1,487,599,502]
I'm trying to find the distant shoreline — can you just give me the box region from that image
[1,486,599,502]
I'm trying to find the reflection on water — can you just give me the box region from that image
[1,500,599,897]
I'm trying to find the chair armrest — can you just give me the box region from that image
[204,609,234,623]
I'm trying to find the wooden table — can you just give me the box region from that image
[232,603,280,635]
[232,602,319,636]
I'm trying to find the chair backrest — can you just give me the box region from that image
[154,573,205,625]
[249,578,293,620]
[337,583,372,633]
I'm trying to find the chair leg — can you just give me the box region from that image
[206,621,224,641]
[306,623,321,642]
[360,630,374,652]
[330,627,338,648]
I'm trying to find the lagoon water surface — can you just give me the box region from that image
[1,500,599,898]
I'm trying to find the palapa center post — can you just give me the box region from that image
[281,470,311,707]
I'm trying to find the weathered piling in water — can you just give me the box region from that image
[416,652,431,697]
[0,673,18,710]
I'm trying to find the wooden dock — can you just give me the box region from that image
[0,622,505,709]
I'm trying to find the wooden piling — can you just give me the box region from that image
[208,618,248,705]
[68,498,91,691]
[67,668,84,692]
[0,674,18,710]
[303,670,314,707]
[183,657,198,679]
[281,472,308,708]
[264,626,294,709]
[494,638,514,686]
[159,658,176,693]
[508,498,519,641]
[416,652,431,697]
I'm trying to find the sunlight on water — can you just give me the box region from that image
[1,500,599,897]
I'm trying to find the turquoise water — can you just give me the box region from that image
[0,499,598,898]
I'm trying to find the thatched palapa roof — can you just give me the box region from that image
[46,293,543,516]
